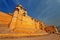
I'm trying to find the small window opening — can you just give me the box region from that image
[20,6,23,10]
[15,8,19,11]
[23,12,26,16]
[15,8,19,14]
[31,18,33,20]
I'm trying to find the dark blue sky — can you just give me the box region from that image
[0,0,60,26]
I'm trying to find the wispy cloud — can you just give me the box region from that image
[27,0,33,7]
[35,0,60,26]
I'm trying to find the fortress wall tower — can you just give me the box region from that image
[0,4,58,34]
[10,4,46,33]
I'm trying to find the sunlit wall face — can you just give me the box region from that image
[0,0,60,26]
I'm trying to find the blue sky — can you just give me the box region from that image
[0,0,60,26]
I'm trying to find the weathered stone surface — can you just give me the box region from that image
[0,34,60,40]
